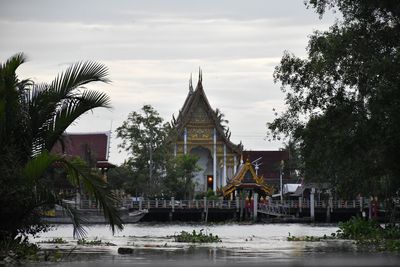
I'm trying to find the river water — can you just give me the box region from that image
[31,223,400,266]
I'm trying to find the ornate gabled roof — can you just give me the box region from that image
[174,70,242,154]
[222,159,273,196]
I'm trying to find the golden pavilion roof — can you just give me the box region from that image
[222,159,273,197]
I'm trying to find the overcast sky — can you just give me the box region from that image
[0,0,336,164]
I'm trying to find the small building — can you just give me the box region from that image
[222,159,273,199]
[51,132,115,181]
[244,150,292,189]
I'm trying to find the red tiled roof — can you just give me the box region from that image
[51,132,111,164]
[243,150,289,181]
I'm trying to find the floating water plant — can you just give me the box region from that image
[173,229,221,243]
[77,237,116,246]
[287,234,333,242]
[39,238,68,244]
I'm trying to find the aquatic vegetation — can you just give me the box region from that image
[39,238,68,244]
[287,217,400,252]
[287,234,334,242]
[77,237,116,246]
[173,229,221,243]
[336,216,383,240]
[336,216,400,251]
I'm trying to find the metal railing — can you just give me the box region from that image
[262,199,368,209]
[76,197,373,211]
[258,203,291,217]
[130,199,239,210]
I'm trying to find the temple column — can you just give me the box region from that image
[223,144,227,186]
[184,128,187,154]
[213,128,217,192]
[234,155,237,174]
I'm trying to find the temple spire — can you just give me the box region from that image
[198,67,202,83]
[189,73,193,93]
[199,67,203,83]
[196,67,203,90]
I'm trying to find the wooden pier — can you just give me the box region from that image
[124,197,377,222]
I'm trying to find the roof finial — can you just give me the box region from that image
[189,73,193,93]
[198,67,202,83]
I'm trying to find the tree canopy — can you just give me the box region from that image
[268,0,400,198]
[116,105,170,196]
[116,104,200,198]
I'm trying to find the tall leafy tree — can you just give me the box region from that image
[0,53,123,241]
[164,154,200,199]
[116,105,170,197]
[268,1,400,198]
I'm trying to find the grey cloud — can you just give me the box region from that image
[0,0,335,25]
[0,0,338,164]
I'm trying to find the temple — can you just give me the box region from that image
[172,70,243,193]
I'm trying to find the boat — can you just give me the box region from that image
[42,207,147,224]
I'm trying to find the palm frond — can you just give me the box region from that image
[50,61,110,98]
[59,201,88,239]
[62,159,123,234]
[44,90,111,150]
[22,151,123,235]
[22,150,58,184]
[27,61,111,152]
[1,52,26,73]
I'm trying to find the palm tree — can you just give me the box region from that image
[0,53,123,240]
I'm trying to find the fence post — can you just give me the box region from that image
[139,198,143,210]
[203,197,207,212]
[310,188,315,221]
[253,193,258,222]
[171,197,175,212]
